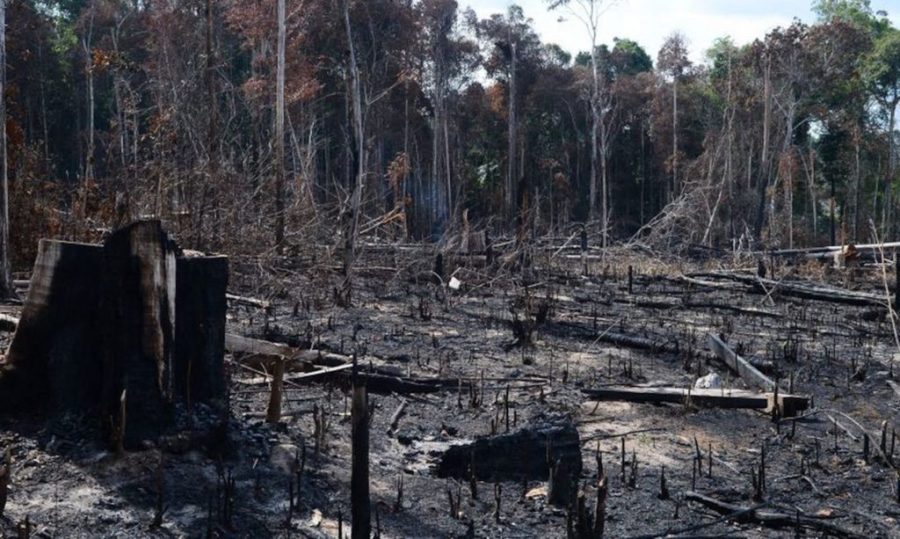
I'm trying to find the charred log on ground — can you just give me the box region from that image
[435,416,581,482]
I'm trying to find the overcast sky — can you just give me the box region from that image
[464,0,900,64]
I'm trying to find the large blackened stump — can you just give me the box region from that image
[0,240,104,413]
[0,220,228,449]
[101,221,180,446]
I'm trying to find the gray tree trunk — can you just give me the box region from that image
[0,0,10,299]
[507,42,517,218]
[341,0,366,302]
[275,0,286,250]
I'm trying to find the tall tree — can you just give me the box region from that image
[419,0,477,223]
[657,33,691,202]
[547,0,615,245]
[864,29,900,234]
[275,0,286,250]
[477,5,543,218]
[340,0,365,305]
[0,0,10,299]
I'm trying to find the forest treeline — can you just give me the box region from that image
[4,0,900,266]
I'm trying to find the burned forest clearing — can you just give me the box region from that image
[6,0,900,537]
[1,230,900,538]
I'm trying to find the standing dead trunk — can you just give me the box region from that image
[0,0,11,299]
[754,56,772,240]
[672,75,678,200]
[274,0,287,251]
[82,8,95,220]
[266,358,285,423]
[589,46,599,225]
[599,104,610,247]
[882,96,897,237]
[340,0,366,304]
[507,41,517,219]
[350,379,370,538]
[199,0,218,247]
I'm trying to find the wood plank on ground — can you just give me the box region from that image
[581,385,808,417]
[707,333,776,392]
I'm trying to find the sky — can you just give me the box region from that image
[464,0,900,64]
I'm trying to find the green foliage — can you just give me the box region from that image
[813,0,891,34]
[864,28,900,104]
[610,38,653,75]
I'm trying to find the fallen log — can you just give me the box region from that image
[226,293,270,311]
[387,398,408,434]
[548,321,680,354]
[692,271,886,307]
[226,333,295,358]
[581,386,808,417]
[435,416,582,482]
[707,333,776,392]
[764,241,900,258]
[342,371,452,394]
[684,491,863,537]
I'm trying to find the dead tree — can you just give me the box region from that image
[351,372,371,538]
[0,0,11,299]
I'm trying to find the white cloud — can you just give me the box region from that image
[462,0,900,64]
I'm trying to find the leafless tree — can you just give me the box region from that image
[547,0,617,246]
[0,0,10,298]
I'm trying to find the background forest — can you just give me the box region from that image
[3,0,900,268]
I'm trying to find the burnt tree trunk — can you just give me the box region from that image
[101,220,179,445]
[0,220,228,448]
[351,381,370,539]
[436,417,581,482]
[0,240,104,413]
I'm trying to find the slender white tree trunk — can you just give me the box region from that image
[672,78,677,199]
[883,97,897,236]
[275,0,286,250]
[341,0,366,298]
[507,41,517,217]
[589,47,599,226]
[83,12,95,221]
[0,0,11,298]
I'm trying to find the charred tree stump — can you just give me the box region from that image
[266,358,285,424]
[436,417,581,482]
[351,378,371,539]
[0,220,228,448]
[101,220,180,445]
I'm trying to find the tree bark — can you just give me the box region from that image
[753,56,772,240]
[507,41,517,219]
[589,42,599,226]
[0,0,11,299]
[672,75,678,200]
[82,7,95,219]
[350,381,370,538]
[274,0,286,251]
[0,221,228,446]
[882,95,897,237]
[340,0,366,302]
